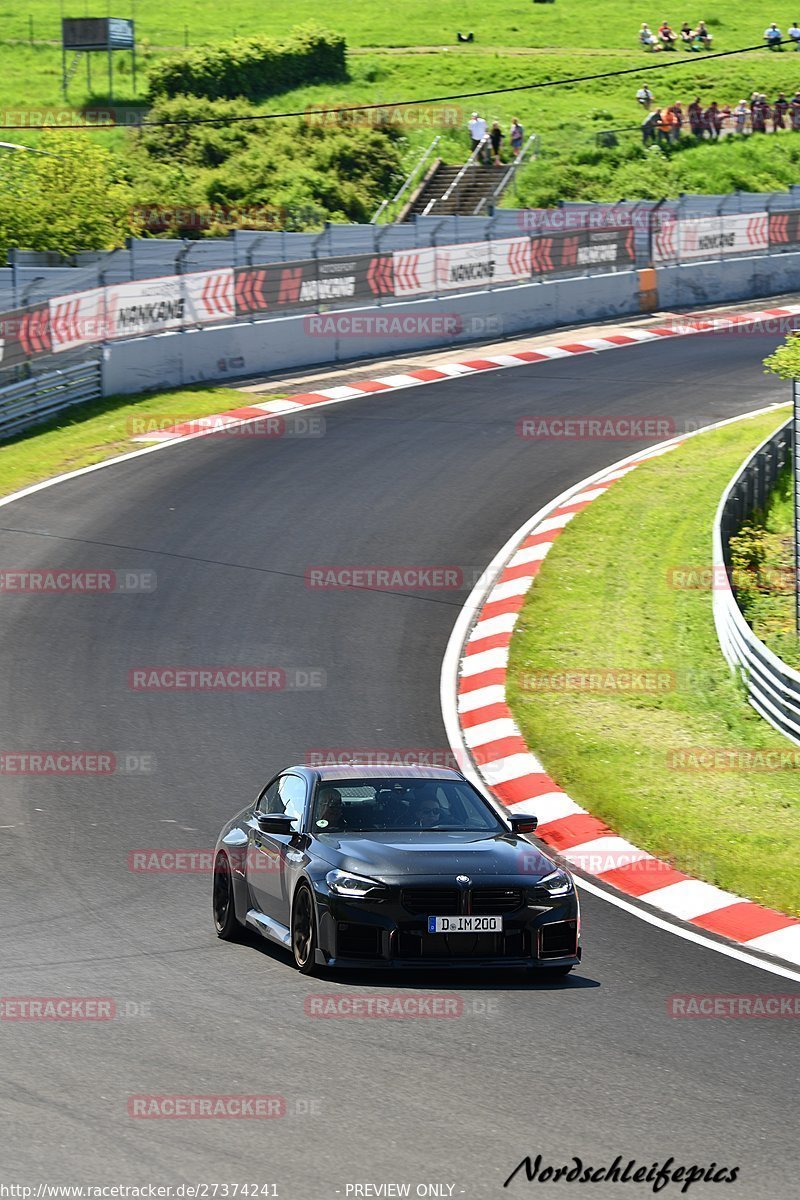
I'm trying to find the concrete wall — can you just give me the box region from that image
[101,253,800,396]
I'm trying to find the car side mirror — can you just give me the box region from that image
[256,813,295,835]
[508,814,538,835]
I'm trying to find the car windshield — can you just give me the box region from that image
[311,778,505,834]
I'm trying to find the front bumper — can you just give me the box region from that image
[312,880,581,970]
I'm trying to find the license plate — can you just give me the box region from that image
[427,915,503,933]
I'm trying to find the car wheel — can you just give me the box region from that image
[291,883,318,975]
[213,851,239,940]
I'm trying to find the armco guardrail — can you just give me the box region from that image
[712,416,800,745]
[6,205,800,378]
[0,226,637,368]
[0,361,102,439]
[7,188,800,312]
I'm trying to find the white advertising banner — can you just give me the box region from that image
[653,213,768,264]
[392,247,437,297]
[49,287,106,353]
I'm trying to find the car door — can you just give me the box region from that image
[247,773,308,924]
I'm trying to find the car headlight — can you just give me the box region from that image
[539,868,573,896]
[325,869,384,899]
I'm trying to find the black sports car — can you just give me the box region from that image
[213,764,580,974]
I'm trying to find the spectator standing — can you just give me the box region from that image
[636,84,655,109]
[774,92,789,129]
[641,109,661,144]
[791,91,800,128]
[468,112,488,154]
[489,121,505,165]
[671,102,684,139]
[703,100,721,139]
[688,96,704,136]
[764,23,783,50]
[659,107,679,143]
[751,94,768,132]
[789,21,800,48]
[509,118,525,157]
[695,21,713,48]
[733,99,749,134]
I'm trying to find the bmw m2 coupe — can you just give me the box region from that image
[213,764,580,974]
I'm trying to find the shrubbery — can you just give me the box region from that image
[0,133,138,257]
[147,26,347,103]
[131,98,405,231]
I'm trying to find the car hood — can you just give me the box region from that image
[313,830,556,882]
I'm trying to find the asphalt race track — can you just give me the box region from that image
[1,331,798,1198]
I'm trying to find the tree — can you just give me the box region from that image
[764,334,800,379]
[0,132,138,258]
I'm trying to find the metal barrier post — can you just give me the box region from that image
[794,379,800,635]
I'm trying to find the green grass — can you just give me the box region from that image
[507,407,800,917]
[5,6,800,214]
[0,383,282,498]
[729,463,800,668]
[0,3,786,53]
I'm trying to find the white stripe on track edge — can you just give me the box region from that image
[439,400,800,984]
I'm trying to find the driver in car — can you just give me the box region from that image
[414,791,442,829]
[315,785,345,832]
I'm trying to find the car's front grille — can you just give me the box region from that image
[397,928,529,960]
[471,887,524,913]
[401,888,460,915]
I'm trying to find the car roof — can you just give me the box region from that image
[292,763,466,782]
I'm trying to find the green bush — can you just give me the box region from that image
[0,132,138,256]
[147,25,347,103]
[129,101,405,232]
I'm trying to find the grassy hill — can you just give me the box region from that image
[2,4,800,236]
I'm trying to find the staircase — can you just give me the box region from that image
[400,159,508,221]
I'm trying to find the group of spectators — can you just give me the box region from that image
[468,113,526,163]
[764,23,800,48]
[636,87,800,142]
[639,20,713,51]
[641,19,800,51]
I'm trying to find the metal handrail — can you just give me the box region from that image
[421,136,490,218]
[473,133,538,215]
[370,136,441,224]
